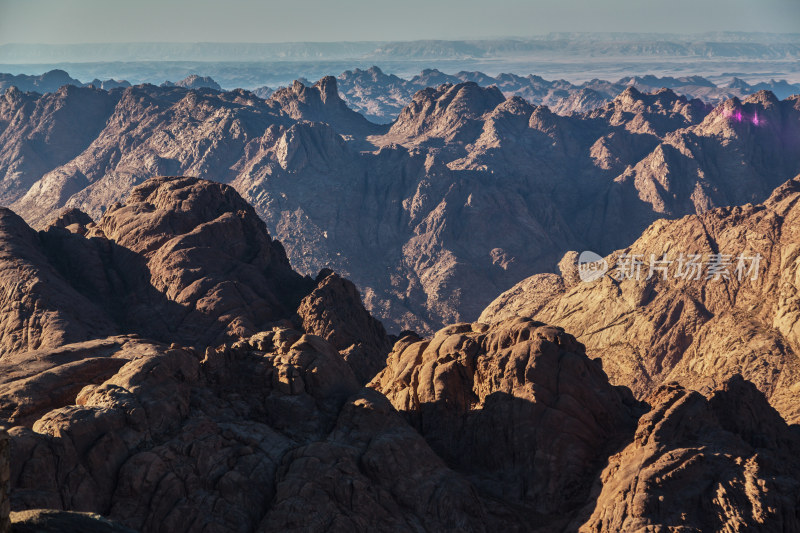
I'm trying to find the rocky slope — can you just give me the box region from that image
[482,175,800,424]
[2,175,800,532]
[370,317,800,532]
[0,176,316,356]
[0,176,391,384]
[1,430,7,533]
[1,77,799,334]
[575,377,800,532]
[297,270,392,384]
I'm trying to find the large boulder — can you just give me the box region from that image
[297,270,392,383]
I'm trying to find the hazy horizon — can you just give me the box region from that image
[1,2,799,89]
[2,0,799,45]
[3,31,800,46]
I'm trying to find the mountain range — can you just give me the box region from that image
[336,67,800,122]
[3,67,800,123]
[1,75,799,334]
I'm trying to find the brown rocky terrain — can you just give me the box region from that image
[0,207,117,356]
[482,175,800,424]
[1,77,799,336]
[297,270,392,384]
[575,377,800,532]
[0,176,315,356]
[1,430,7,533]
[370,317,800,532]
[2,175,799,531]
[369,317,643,527]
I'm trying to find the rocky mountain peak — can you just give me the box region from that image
[122,175,256,221]
[385,81,506,144]
[279,77,344,108]
[527,103,560,132]
[443,82,505,116]
[162,74,221,91]
[297,271,392,384]
[727,76,750,89]
[610,84,691,112]
[588,84,709,134]
[581,375,800,531]
[765,174,800,205]
[47,208,94,233]
[493,95,535,116]
[480,174,800,424]
[743,88,780,107]
[313,75,339,104]
[270,77,380,137]
[290,79,304,93]
[2,85,22,101]
[696,89,796,139]
[619,84,642,99]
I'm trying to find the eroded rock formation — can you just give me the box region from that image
[370,317,644,525]
[482,175,800,424]
[576,377,800,532]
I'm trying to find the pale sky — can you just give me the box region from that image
[0,0,799,44]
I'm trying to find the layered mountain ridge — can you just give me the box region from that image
[1,75,799,335]
[337,66,800,122]
[4,67,799,124]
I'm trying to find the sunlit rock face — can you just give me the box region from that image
[482,175,800,424]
